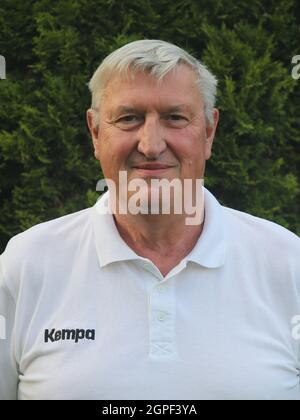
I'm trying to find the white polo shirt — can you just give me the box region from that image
[0,188,299,400]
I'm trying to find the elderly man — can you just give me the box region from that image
[0,40,299,400]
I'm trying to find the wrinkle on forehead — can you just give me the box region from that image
[101,66,203,119]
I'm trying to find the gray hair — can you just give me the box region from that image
[88,39,218,126]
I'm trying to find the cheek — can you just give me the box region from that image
[169,127,206,161]
[114,139,135,160]
[168,128,206,177]
[98,129,135,169]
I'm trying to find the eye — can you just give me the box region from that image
[119,115,138,123]
[168,114,184,120]
[164,114,189,127]
[114,115,143,129]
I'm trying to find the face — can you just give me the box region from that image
[87,64,219,212]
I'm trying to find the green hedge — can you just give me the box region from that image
[0,0,299,253]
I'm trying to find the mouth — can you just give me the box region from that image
[131,163,176,176]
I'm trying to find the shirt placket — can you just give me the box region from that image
[148,279,176,357]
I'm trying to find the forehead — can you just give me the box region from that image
[101,65,202,112]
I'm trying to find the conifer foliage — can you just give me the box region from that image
[0,0,299,252]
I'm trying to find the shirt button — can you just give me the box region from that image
[141,262,150,270]
[157,284,167,293]
[157,312,166,322]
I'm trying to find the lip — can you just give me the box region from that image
[132,163,175,170]
[133,168,173,176]
[131,163,176,176]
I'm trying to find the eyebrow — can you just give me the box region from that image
[113,106,139,114]
[112,104,192,115]
[163,105,191,113]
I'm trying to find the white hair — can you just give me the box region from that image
[88,39,218,126]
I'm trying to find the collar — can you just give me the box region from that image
[91,187,226,269]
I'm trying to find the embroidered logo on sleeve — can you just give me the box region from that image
[44,328,95,343]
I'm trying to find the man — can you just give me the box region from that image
[0,40,299,400]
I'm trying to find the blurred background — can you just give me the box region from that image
[0,0,299,253]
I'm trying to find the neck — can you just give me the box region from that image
[113,212,204,261]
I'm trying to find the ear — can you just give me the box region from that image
[204,108,219,160]
[86,109,100,157]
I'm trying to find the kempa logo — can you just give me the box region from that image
[44,328,95,343]
[0,55,6,79]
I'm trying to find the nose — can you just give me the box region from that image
[137,115,167,159]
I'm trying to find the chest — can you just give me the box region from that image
[15,262,300,400]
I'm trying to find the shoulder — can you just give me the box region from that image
[220,204,300,313]
[0,208,92,295]
[222,205,300,261]
[4,207,91,256]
